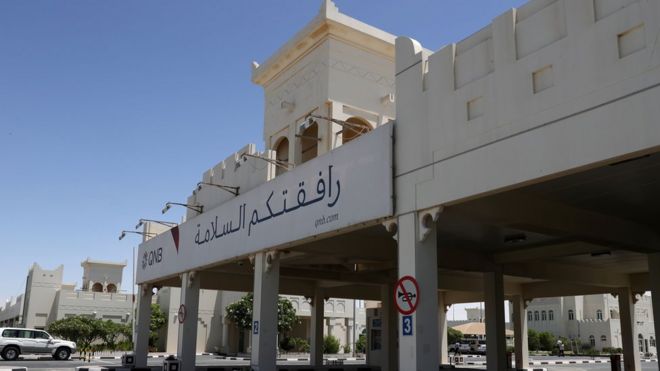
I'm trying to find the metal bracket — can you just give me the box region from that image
[265,251,279,272]
[382,218,398,241]
[419,206,443,242]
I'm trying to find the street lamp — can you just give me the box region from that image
[196,182,240,196]
[162,202,203,215]
[135,218,177,230]
[241,153,294,171]
[118,230,156,241]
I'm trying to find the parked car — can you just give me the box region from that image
[451,340,472,354]
[0,328,76,361]
[470,339,487,354]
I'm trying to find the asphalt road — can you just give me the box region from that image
[0,355,656,370]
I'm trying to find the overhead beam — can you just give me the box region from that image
[494,241,612,264]
[452,193,660,251]
[522,281,617,299]
[502,260,630,287]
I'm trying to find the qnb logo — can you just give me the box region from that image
[142,247,163,270]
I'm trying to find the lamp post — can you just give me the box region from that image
[162,202,203,215]
[119,230,155,346]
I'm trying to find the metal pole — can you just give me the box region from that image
[132,245,136,345]
[353,299,357,357]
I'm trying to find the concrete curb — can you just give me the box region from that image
[0,368,29,371]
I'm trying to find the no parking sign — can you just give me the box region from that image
[394,275,419,315]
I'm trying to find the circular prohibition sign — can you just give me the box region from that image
[178,304,187,324]
[394,275,420,315]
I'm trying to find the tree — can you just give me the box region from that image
[538,331,556,351]
[48,316,105,352]
[528,329,540,351]
[149,303,167,347]
[225,293,299,352]
[99,320,129,350]
[448,328,463,345]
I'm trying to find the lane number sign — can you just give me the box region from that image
[402,315,413,336]
[394,275,420,315]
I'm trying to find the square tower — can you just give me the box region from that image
[252,0,396,174]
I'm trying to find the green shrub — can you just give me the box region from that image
[356,333,367,353]
[323,335,340,354]
[289,337,309,353]
[280,337,295,352]
[342,344,351,353]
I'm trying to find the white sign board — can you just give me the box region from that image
[137,123,393,283]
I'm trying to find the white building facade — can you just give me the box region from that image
[527,294,656,354]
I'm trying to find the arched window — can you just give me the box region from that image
[274,137,289,176]
[300,122,318,163]
[650,336,656,347]
[601,335,607,342]
[534,311,539,321]
[91,283,103,293]
[527,311,533,321]
[548,310,554,321]
[589,335,595,347]
[639,334,644,352]
[568,309,575,320]
[541,311,547,321]
[342,117,372,144]
[596,309,603,320]
[106,283,117,293]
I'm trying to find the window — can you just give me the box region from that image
[639,334,644,352]
[650,336,655,347]
[342,117,372,144]
[534,311,539,321]
[589,335,596,347]
[541,311,547,321]
[548,310,554,321]
[274,137,289,177]
[568,309,575,320]
[91,282,103,292]
[2,329,18,338]
[106,283,117,293]
[596,310,603,320]
[601,335,607,342]
[32,331,49,339]
[527,311,533,321]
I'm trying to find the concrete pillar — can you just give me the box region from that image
[310,288,325,367]
[134,284,152,368]
[381,283,398,371]
[512,295,529,370]
[177,272,200,371]
[438,292,449,365]
[397,211,439,371]
[484,270,507,371]
[618,287,641,371]
[250,252,280,371]
[649,253,660,362]
[221,316,229,354]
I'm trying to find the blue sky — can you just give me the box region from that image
[0,0,526,318]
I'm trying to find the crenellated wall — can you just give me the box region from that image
[395,0,660,213]
[185,145,276,220]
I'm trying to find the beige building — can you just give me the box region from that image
[154,287,366,354]
[132,0,660,370]
[0,259,133,329]
[527,294,656,354]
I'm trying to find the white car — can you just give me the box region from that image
[0,328,76,361]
